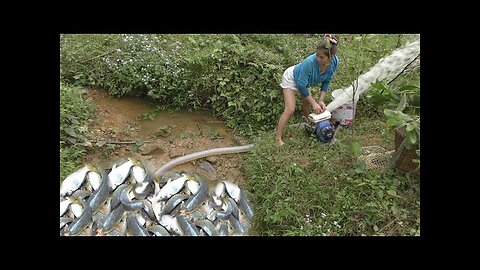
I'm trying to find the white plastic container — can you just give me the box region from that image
[331,89,357,126]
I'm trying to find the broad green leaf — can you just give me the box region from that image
[373,225,379,232]
[396,94,407,112]
[384,109,397,118]
[406,123,414,132]
[406,131,417,145]
[386,118,401,127]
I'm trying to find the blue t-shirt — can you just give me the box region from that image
[293,53,339,97]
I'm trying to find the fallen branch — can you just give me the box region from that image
[108,141,151,144]
[93,140,152,145]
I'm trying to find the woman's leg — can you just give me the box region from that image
[276,88,296,145]
[301,96,311,121]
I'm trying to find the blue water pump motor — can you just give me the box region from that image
[306,111,336,143]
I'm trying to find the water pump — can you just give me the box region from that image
[305,111,337,143]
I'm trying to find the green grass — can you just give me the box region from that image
[242,117,420,236]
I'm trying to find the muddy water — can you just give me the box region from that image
[84,89,247,186]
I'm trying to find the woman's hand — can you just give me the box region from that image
[318,101,326,112]
[312,102,323,114]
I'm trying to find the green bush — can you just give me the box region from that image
[59,82,94,182]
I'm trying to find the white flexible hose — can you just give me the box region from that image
[153,144,255,180]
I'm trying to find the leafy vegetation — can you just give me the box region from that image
[60,82,94,182]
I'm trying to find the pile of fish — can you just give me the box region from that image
[60,158,254,236]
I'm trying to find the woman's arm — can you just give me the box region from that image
[318,91,327,111]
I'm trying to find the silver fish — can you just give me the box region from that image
[215,220,229,236]
[184,175,208,212]
[60,165,92,197]
[87,170,103,191]
[194,219,217,236]
[189,207,208,222]
[86,170,110,213]
[60,217,73,229]
[209,196,223,210]
[142,200,156,221]
[154,174,188,201]
[92,211,107,228]
[214,181,226,197]
[120,185,144,211]
[131,165,147,183]
[126,215,150,236]
[159,215,183,235]
[60,198,72,217]
[158,172,183,184]
[67,207,93,236]
[133,182,153,200]
[237,190,254,220]
[108,159,134,190]
[204,200,217,222]
[228,215,245,236]
[176,215,200,236]
[216,197,234,220]
[70,202,84,218]
[70,189,91,200]
[227,197,240,219]
[162,193,189,215]
[110,184,128,212]
[147,225,171,236]
[152,200,166,223]
[223,180,241,202]
[100,205,125,234]
[185,179,200,195]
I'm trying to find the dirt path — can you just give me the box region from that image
[82,88,249,185]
